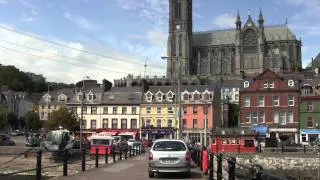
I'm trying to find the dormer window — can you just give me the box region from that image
[156,91,164,102]
[77,93,84,101]
[203,90,211,101]
[244,81,250,88]
[288,80,294,87]
[58,94,67,102]
[193,90,200,101]
[182,91,189,101]
[166,91,174,102]
[145,91,153,102]
[43,94,51,103]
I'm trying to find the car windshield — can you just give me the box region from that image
[153,141,186,151]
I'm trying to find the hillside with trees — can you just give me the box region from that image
[0,64,73,92]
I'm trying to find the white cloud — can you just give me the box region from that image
[214,13,236,29]
[64,12,100,31]
[20,15,35,22]
[0,24,165,84]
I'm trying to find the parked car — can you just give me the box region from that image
[0,134,16,146]
[10,130,24,136]
[148,139,191,178]
[127,139,137,146]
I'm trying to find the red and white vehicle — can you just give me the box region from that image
[89,132,115,155]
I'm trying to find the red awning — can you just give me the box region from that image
[118,132,137,136]
[96,131,117,136]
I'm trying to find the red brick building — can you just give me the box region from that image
[239,69,300,143]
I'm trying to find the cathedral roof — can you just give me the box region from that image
[192,25,296,46]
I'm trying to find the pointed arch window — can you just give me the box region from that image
[172,35,176,56]
[156,91,164,102]
[179,34,182,56]
[145,91,153,102]
[174,1,182,18]
[166,91,175,102]
[243,29,258,54]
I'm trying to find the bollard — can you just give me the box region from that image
[125,147,127,159]
[36,150,42,180]
[200,149,203,171]
[95,148,99,168]
[82,149,86,171]
[197,149,201,167]
[105,147,109,164]
[208,153,214,180]
[303,145,306,154]
[138,145,141,154]
[217,153,223,180]
[112,146,116,163]
[129,146,132,157]
[281,144,284,153]
[259,144,262,153]
[251,164,263,180]
[63,149,68,176]
[227,157,236,180]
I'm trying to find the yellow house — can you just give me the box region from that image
[140,87,177,139]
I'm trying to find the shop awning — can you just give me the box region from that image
[118,132,137,136]
[96,131,117,136]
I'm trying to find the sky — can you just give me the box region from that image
[0,0,319,84]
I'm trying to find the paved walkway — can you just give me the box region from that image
[52,154,208,180]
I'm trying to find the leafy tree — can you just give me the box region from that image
[228,103,240,127]
[45,107,78,132]
[26,111,40,132]
[7,112,19,130]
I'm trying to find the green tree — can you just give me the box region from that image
[45,107,78,131]
[228,103,240,127]
[7,112,19,129]
[26,111,40,132]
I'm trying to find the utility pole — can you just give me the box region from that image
[144,58,148,79]
[177,58,182,139]
[204,102,208,147]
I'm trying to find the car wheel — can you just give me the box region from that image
[184,171,191,178]
[148,171,154,178]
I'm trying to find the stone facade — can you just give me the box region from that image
[166,0,302,79]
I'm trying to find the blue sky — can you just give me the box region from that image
[0,0,319,83]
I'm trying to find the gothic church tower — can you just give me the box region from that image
[166,0,193,78]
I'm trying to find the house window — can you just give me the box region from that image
[280,112,286,125]
[112,107,117,114]
[157,119,161,128]
[157,106,161,114]
[82,107,87,114]
[252,112,258,124]
[183,107,187,114]
[263,83,268,88]
[235,94,239,102]
[273,96,279,106]
[48,105,51,109]
[245,97,250,107]
[304,88,311,95]
[112,119,118,129]
[273,111,279,123]
[194,93,200,101]
[288,95,294,106]
[286,111,293,123]
[122,107,127,114]
[146,106,151,114]
[146,93,152,102]
[183,93,189,101]
[193,106,198,114]
[203,93,210,100]
[167,92,175,102]
[103,107,108,114]
[245,112,251,123]
[167,106,174,114]
[121,119,127,129]
[244,81,249,88]
[258,96,265,107]
[102,118,108,128]
[193,119,198,128]
[259,111,265,123]
[91,120,96,129]
[301,134,307,142]
[88,93,94,101]
[307,102,313,112]
[82,120,87,129]
[183,119,187,129]
[78,94,83,101]
[167,119,173,127]
[42,105,45,109]
[146,119,151,127]
[156,93,163,101]
[71,107,77,114]
[132,107,137,114]
[41,112,44,119]
[131,119,137,129]
[269,83,274,88]
[91,107,97,114]
[307,117,313,128]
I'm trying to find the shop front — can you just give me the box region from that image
[300,129,320,146]
[141,127,176,140]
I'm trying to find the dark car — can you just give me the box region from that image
[0,134,16,146]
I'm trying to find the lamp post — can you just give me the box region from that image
[79,76,89,150]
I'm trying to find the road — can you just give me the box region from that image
[52,154,207,180]
[11,135,27,147]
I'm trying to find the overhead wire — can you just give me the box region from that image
[0,44,163,76]
[0,40,165,74]
[0,25,166,70]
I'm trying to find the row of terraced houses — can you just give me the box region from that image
[37,69,320,146]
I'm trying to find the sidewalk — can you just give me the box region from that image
[52,154,208,180]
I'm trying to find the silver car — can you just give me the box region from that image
[148,139,191,178]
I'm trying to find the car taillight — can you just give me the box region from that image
[185,152,191,161]
[149,151,153,160]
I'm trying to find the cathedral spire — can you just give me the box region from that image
[236,10,241,30]
[259,8,263,21]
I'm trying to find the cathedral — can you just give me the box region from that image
[166,0,302,79]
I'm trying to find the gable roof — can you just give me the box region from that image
[193,25,296,47]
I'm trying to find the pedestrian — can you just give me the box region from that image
[201,146,209,175]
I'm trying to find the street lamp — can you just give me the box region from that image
[79,76,89,150]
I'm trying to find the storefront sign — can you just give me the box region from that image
[301,129,320,134]
[142,129,173,135]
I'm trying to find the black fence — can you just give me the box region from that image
[190,147,291,180]
[0,145,144,180]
